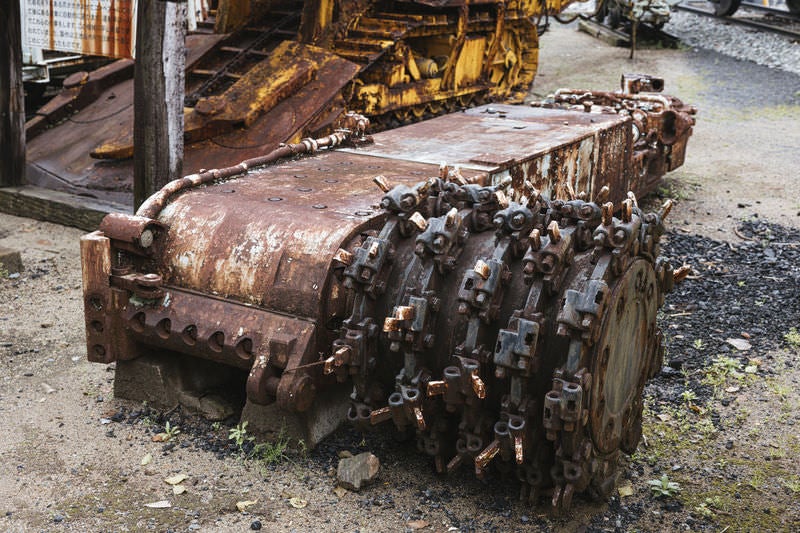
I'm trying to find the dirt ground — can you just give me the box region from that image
[2,21,800,532]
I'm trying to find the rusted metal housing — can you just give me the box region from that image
[82,91,694,511]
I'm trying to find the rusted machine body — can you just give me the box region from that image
[26,0,581,206]
[81,80,694,511]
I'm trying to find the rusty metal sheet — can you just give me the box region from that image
[351,104,624,170]
[349,104,632,202]
[156,152,483,318]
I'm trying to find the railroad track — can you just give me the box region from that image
[739,1,800,17]
[677,1,800,39]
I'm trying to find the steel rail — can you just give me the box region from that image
[676,3,800,39]
[739,1,800,18]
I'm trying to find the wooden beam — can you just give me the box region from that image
[133,0,186,211]
[0,185,127,231]
[1,0,25,187]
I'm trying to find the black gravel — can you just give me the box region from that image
[651,219,800,407]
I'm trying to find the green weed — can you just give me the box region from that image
[648,474,681,498]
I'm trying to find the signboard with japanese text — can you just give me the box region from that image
[22,0,136,59]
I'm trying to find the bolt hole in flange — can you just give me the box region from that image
[182,325,198,346]
[235,337,253,360]
[129,312,146,333]
[156,318,171,339]
[90,320,104,333]
[208,331,225,352]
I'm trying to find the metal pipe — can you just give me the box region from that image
[137,129,361,219]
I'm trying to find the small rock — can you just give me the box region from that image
[0,246,23,274]
[251,521,262,531]
[53,514,64,523]
[725,440,734,450]
[726,338,751,351]
[667,358,684,370]
[337,452,380,491]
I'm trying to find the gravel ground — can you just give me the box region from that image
[665,9,800,75]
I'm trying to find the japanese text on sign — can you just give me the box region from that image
[23,0,135,59]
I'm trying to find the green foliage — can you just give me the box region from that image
[702,355,747,398]
[680,389,697,406]
[157,421,180,441]
[250,431,290,465]
[693,338,705,350]
[229,421,254,449]
[783,476,800,494]
[785,328,800,349]
[648,474,681,498]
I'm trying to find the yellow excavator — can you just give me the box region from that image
[25,0,583,205]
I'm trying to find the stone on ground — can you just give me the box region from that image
[337,452,380,491]
[0,246,22,274]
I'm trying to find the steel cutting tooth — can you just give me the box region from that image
[495,189,510,208]
[621,199,633,223]
[333,248,354,266]
[475,439,500,470]
[594,185,610,204]
[445,207,458,227]
[601,202,614,226]
[660,199,673,220]
[370,406,392,424]
[529,228,542,251]
[426,380,446,397]
[547,221,561,243]
[374,175,391,192]
[409,211,428,232]
[474,259,491,280]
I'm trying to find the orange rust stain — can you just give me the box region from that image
[94,1,102,55]
[49,0,55,50]
[81,0,90,52]
[109,0,119,58]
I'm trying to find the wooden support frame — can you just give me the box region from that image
[133,0,187,210]
[1,0,26,187]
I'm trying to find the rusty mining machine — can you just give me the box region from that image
[80,72,696,511]
[26,0,586,205]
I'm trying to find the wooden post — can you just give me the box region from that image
[1,0,26,187]
[133,0,186,211]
